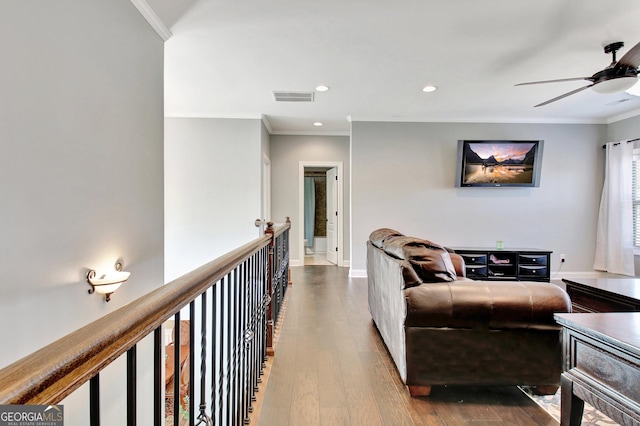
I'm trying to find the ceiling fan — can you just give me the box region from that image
[516,41,640,107]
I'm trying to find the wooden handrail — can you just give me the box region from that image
[271,217,291,238]
[0,226,288,405]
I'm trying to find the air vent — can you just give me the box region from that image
[607,98,632,105]
[273,91,314,102]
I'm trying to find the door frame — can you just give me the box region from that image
[298,161,344,266]
[262,154,271,222]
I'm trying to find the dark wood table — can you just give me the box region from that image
[562,278,640,312]
[554,312,640,425]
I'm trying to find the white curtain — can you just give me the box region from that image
[594,141,635,276]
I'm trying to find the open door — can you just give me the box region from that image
[326,167,338,265]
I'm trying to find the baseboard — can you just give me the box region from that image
[348,270,616,281]
[290,259,351,267]
[349,269,367,278]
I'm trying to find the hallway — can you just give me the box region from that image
[257,266,556,425]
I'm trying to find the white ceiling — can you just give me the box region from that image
[155,0,640,135]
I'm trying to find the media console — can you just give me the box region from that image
[452,247,551,282]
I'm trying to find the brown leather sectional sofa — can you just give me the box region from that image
[367,228,571,396]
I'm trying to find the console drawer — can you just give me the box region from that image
[519,265,547,277]
[466,266,487,277]
[519,254,547,266]
[460,254,487,265]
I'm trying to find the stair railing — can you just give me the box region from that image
[0,219,291,426]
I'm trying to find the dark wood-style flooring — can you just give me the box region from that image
[258,266,557,425]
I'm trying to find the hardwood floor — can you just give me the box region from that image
[257,266,558,426]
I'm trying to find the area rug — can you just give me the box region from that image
[521,387,618,425]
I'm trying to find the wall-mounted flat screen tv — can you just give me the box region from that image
[455,140,544,187]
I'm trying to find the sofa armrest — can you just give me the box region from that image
[367,241,408,381]
[449,253,466,278]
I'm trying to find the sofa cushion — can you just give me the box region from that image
[399,260,424,288]
[369,228,404,248]
[404,281,571,330]
[382,236,457,283]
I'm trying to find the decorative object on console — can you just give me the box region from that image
[86,261,130,302]
[455,140,544,187]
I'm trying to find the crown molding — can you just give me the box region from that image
[269,130,350,136]
[261,114,274,134]
[130,0,172,41]
[348,115,606,125]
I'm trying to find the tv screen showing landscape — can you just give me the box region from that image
[456,140,544,187]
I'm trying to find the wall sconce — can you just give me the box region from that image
[87,262,130,302]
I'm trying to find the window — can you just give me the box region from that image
[634,148,640,248]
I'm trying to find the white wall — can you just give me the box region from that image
[270,135,351,265]
[350,121,607,276]
[0,0,164,424]
[164,117,264,281]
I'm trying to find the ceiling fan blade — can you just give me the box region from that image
[515,77,591,86]
[534,84,593,107]
[617,40,640,68]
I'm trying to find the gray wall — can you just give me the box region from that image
[350,121,607,276]
[165,117,264,281]
[0,0,164,424]
[607,114,640,275]
[270,135,351,265]
[607,114,640,142]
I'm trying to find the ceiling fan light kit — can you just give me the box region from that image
[626,80,640,96]
[517,41,640,106]
[591,76,637,94]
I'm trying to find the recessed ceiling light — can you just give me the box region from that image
[315,85,330,92]
[422,85,438,93]
[313,122,323,126]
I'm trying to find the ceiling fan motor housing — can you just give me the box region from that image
[604,41,625,56]
[590,42,639,93]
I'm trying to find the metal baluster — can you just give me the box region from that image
[228,271,235,425]
[173,312,181,426]
[196,292,212,426]
[90,374,100,426]
[233,267,241,425]
[210,283,218,425]
[154,328,162,426]
[239,261,246,424]
[127,345,137,426]
[252,253,260,415]
[242,260,251,425]
[189,301,196,426]
[236,271,241,425]
[225,274,233,425]
[233,268,240,425]
[249,253,260,404]
[264,244,270,365]
[218,277,229,424]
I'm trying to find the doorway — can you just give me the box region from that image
[299,161,344,266]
